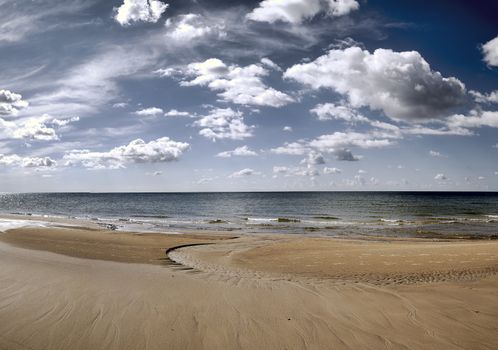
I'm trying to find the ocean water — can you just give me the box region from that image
[0,192,497,238]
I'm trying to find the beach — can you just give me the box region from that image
[0,218,497,350]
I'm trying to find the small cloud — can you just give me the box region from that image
[165,13,225,41]
[301,151,325,165]
[197,176,218,184]
[334,149,359,161]
[323,167,341,174]
[273,166,318,177]
[469,90,498,104]
[429,150,445,157]
[311,102,368,123]
[164,109,191,117]
[229,168,260,178]
[283,126,293,132]
[260,58,282,71]
[217,146,258,158]
[0,89,29,115]
[477,176,486,180]
[434,173,447,181]
[194,108,254,141]
[358,169,366,174]
[135,107,164,117]
[112,102,129,108]
[146,171,162,176]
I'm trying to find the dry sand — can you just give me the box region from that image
[0,223,497,349]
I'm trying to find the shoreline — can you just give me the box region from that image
[1,215,497,283]
[0,216,497,349]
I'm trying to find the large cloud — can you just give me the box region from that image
[482,35,498,67]
[0,89,28,115]
[0,114,79,141]
[114,0,168,26]
[247,0,359,24]
[0,154,56,168]
[284,46,466,121]
[64,137,189,169]
[271,131,393,161]
[178,58,294,107]
[193,108,254,141]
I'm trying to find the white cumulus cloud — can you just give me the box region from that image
[311,103,368,123]
[114,0,168,26]
[481,35,498,67]
[301,151,325,165]
[447,110,498,130]
[272,131,392,161]
[0,154,56,168]
[193,108,254,141]
[164,109,191,117]
[178,58,294,107]
[216,145,258,158]
[64,137,189,169]
[0,89,28,115]
[0,114,78,141]
[229,168,260,178]
[272,165,319,177]
[323,167,341,174]
[284,46,466,121]
[470,90,498,104]
[247,0,359,24]
[165,14,225,41]
[135,107,164,117]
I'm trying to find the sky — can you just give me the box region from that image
[0,0,497,192]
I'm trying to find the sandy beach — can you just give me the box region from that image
[0,220,497,349]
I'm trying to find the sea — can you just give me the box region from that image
[0,192,497,238]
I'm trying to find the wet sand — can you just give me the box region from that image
[0,223,497,349]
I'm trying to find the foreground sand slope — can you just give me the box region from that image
[0,227,497,350]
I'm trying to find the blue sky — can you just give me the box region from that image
[0,0,497,192]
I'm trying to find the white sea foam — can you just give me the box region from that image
[0,219,48,232]
[246,217,277,223]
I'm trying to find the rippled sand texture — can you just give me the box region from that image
[172,236,498,285]
[1,227,497,350]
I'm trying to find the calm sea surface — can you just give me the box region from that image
[0,192,497,238]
